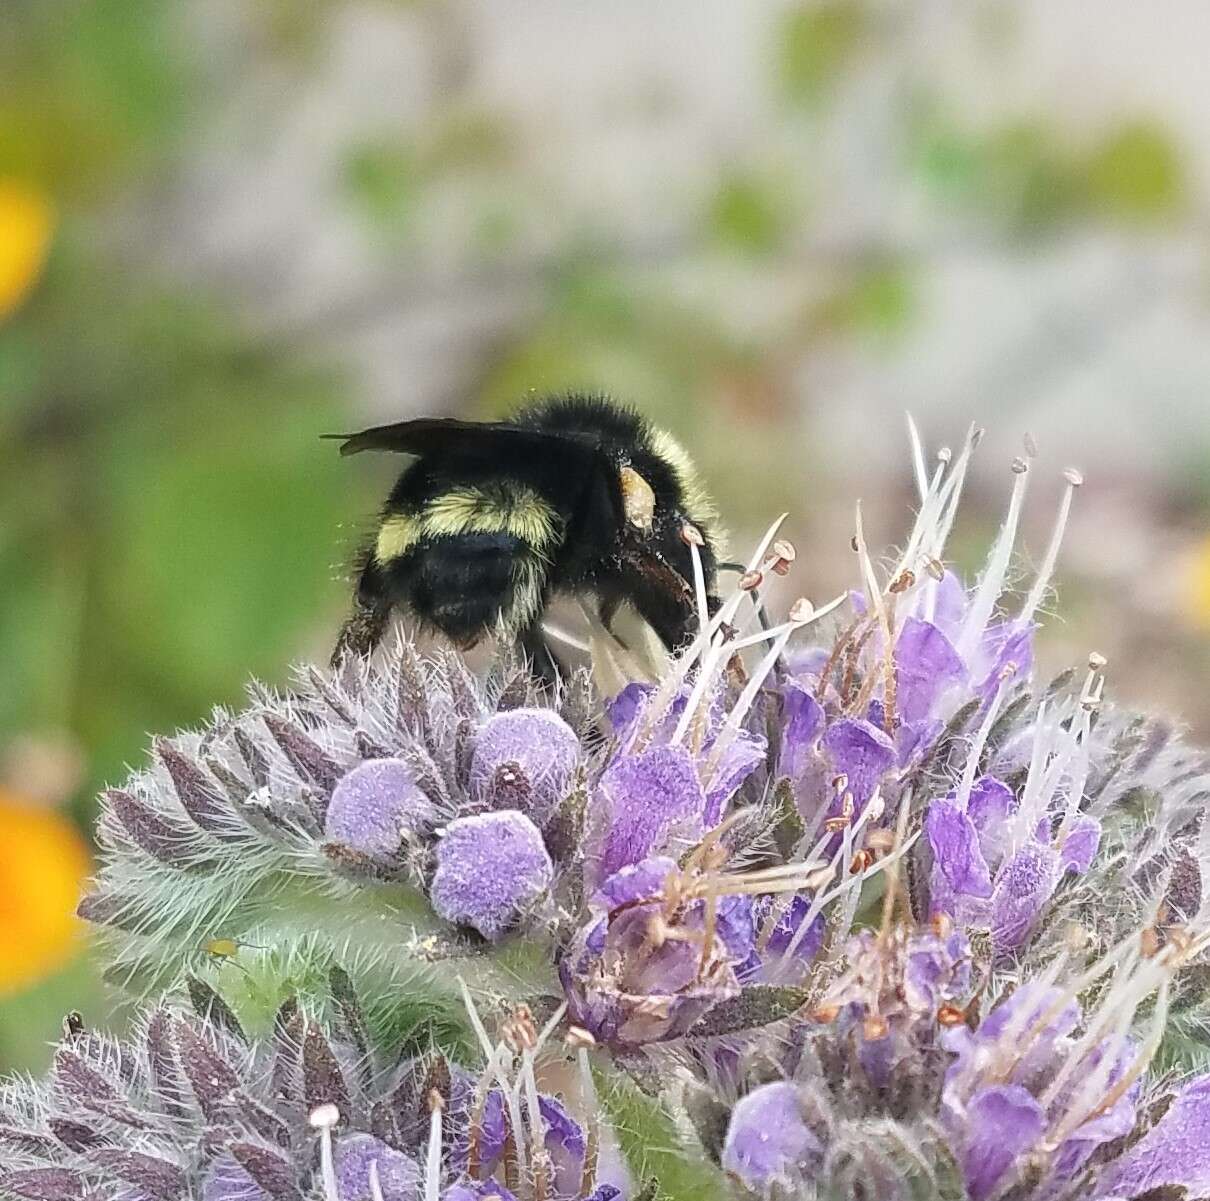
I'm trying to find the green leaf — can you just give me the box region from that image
[687,985,809,1038]
[599,1072,729,1201]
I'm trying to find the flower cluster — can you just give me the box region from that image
[0,967,623,1201]
[20,422,1210,1201]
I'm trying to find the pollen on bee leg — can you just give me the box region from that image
[620,466,656,530]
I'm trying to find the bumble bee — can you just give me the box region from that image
[329,395,721,676]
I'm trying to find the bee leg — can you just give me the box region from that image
[331,600,391,667]
[519,623,562,690]
[595,592,634,651]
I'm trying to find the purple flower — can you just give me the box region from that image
[813,923,972,1091]
[957,1085,1046,1201]
[468,709,580,828]
[777,680,824,782]
[325,758,435,863]
[737,896,824,985]
[560,856,745,1048]
[894,616,966,725]
[942,983,1139,1197]
[927,774,1100,955]
[334,1134,421,1201]
[536,1094,588,1198]
[990,841,1060,953]
[429,811,553,941]
[720,1082,820,1190]
[1096,1075,1210,1198]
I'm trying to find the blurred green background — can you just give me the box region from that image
[3,0,1210,1071]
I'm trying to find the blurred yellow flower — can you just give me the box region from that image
[0,790,89,995]
[0,180,54,320]
[1186,533,1210,631]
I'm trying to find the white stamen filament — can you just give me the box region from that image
[458,977,528,1177]
[926,424,981,565]
[906,413,929,503]
[702,592,846,791]
[1019,471,1081,626]
[664,515,789,745]
[425,1101,443,1201]
[522,1047,545,1180]
[956,456,1031,664]
[459,977,496,1061]
[688,537,710,642]
[955,676,1008,811]
[310,1105,341,1201]
[1054,699,1095,843]
[369,1162,386,1201]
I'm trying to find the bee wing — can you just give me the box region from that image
[323,418,575,459]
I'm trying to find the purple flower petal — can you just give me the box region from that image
[975,622,1034,699]
[739,896,825,983]
[991,842,1060,953]
[606,682,652,740]
[918,570,968,642]
[468,709,580,828]
[704,731,766,824]
[927,799,993,900]
[591,857,678,914]
[894,617,966,724]
[334,1134,421,1201]
[1058,814,1101,875]
[967,777,1014,831]
[591,746,707,882]
[430,811,553,941]
[778,681,824,781]
[1096,1075,1210,1198]
[821,719,895,808]
[325,759,434,862]
[958,1085,1045,1200]
[536,1094,587,1197]
[721,1082,819,1190]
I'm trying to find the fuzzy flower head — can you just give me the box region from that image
[0,969,623,1201]
[68,417,1210,1201]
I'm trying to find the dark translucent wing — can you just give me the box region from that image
[323,418,576,459]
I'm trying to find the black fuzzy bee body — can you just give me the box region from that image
[332,395,720,672]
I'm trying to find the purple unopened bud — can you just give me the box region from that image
[430,811,554,941]
[990,841,1060,953]
[334,1134,421,1201]
[469,709,580,827]
[325,759,434,863]
[721,1082,820,1190]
